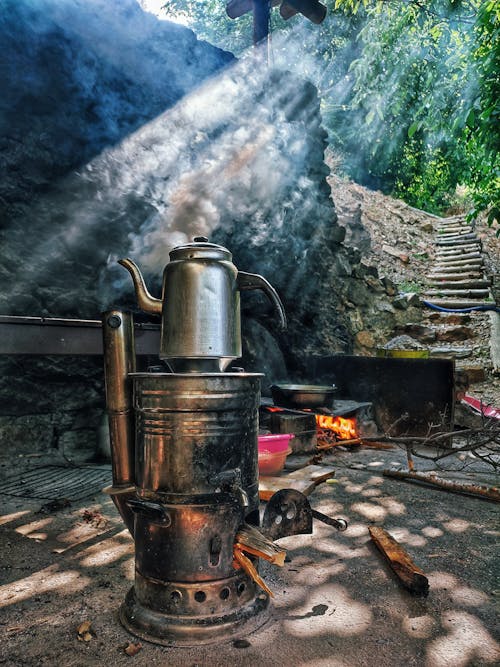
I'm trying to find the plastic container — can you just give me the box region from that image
[258,433,294,453]
[258,434,293,475]
[258,447,292,476]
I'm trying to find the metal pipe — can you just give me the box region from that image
[102,310,136,535]
[0,314,160,355]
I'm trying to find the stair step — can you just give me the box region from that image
[427,273,484,281]
[436,255,483,264]
[423,299,496,309]
[436,244,482,255]
[435,237,480,246]
[426,312,471,324]
[429,265,484,273]
[437,229,474,238]
[425,289,490,298]
[436,255,482,265]
[437,226,474,234]
[436,217,469,226]
[428,281,491,290]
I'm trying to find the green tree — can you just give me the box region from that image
[160,0,499,224]
[326,0,499,224]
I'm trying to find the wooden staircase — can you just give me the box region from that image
[424,215,493,308]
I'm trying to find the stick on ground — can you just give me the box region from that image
[369,526,429,596]
[383,469,500,502]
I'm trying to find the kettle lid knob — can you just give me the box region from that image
[193,236,209,242]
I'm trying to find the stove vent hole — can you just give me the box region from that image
[194,591,206,603]
[237,583,246,596]
[220,587,230,600]
[209,535,222,566]
[170,590,182,604]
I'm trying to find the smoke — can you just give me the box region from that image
[1,0,342,322]
[95,54,317,304]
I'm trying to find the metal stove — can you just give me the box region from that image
[102,238,286,645]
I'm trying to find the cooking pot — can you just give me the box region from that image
[270,384,337,409]
[119,237,286,372]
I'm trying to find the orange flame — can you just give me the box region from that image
[316,414,357,440]
[266,407,285,413]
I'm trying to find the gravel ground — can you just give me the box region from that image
[1,448,498,667]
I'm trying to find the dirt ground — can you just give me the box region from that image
[1,448,498,667]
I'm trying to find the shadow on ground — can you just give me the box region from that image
[0,448,499,667]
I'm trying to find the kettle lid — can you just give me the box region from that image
[169,237,232,261]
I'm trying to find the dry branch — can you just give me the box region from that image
[382,469,500,502]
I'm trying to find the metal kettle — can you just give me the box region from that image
[119,237,286,372]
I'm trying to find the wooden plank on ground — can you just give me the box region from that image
[369,526,429,596]
[258,465,336,501]
[435,261,483,270]
[435,237,480,246]
[287,465,337,483]
[436,246,482,256]
[437,253,482,262]
[437,227,473,236]
[427,281,491,290]
[427,273,484,281]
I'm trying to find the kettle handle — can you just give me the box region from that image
[237,271,287,331]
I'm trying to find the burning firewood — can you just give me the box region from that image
[369,526,429,596]
[317,435,362,450]
[233,524,287,597]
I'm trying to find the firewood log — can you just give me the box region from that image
[369,526,429,596]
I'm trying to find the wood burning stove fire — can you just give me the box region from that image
[260,398,374,453]
[102,239,287,645]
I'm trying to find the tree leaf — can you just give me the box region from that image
[407,121,419,138]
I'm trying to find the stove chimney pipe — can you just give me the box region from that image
[102,310,136,535]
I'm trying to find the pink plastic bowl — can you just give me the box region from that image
[258,433,294,454]
[258,447,292,476]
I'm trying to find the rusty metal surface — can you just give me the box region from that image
[132,496,242,582]
[132,373,262,507]
[262,489,348,539]
[262,489,313,540]
[0,315,160,355]
[120,573,270,646]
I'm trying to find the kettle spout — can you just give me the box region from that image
[118,258,162,316]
